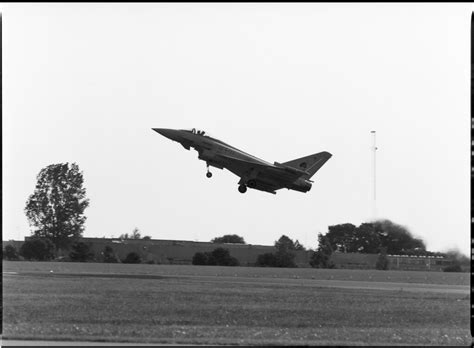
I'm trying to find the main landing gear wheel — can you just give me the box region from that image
[238,185,247,193]
[206,163,212,178]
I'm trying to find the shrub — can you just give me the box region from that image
[122,251,141,264]
[443,262,462,272]
[310,250,335,269]
[274,250,297,268]
[3,245,20,261]
[375,248,389,270]
[210,247,239,266]
[211,234,246,244]
[255,235,299,268]
[69,242,94,262]
[20,238,55,261]
[255,251,297,268]
[192,248,239,266]
[192,252,209,265]
[102,246,118,263]
[255,252,278,267]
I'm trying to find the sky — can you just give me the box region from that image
[2,3,472,256]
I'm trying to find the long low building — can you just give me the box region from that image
[79,237,311,266]
[3,237,311,267]
[2,238,455,271]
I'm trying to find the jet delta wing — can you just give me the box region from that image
[152,128,331,194]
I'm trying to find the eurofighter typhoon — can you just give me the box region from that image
[153,128,332,194]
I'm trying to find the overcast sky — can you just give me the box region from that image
[2,3,472,256]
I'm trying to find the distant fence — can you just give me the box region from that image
[329,251,453,272]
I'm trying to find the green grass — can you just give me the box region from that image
[2,261,471,345]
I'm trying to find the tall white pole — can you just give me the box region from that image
[371,131,377,219]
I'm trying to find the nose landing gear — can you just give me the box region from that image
[238,185,247,193]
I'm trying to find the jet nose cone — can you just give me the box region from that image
[152,128,168,136]
[152,128,182,142]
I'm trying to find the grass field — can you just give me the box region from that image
[2,261,470,345]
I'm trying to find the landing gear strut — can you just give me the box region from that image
[238,185,247,193]
[206,163,212,178]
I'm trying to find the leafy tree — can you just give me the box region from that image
[275,235,297,251]
[349,223,380,253]
[210,247,239,266]
[24,163,90,252]
[310,233,335,268]
[211,234,246,244]
[102,245,118,263]
[122,251,142,264]
[274,235,298,267]
[274,250,297,268]
[323,220,428,256]
[375,247,389,270]
[256,235,298,268]
[373,219,425,255]
[293,240,306,251]
[119,228,150,240]
[325,223,357,252]
[131,228,141,239]
[20,237,55,261]
[69,241,94,262]
[3,245,20,261]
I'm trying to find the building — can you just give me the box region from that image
[3,238,454,271]
[3,237,310,267]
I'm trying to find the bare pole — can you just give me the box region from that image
[371,131,377,219]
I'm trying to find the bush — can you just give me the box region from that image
[69,242,94,262]
[255,252,278,267]
[310,250,335,269]
[375,248,389,270]
[122,252,142,264]
[20,238,55,261]
[3,245,20,261]
[443,262,462,272]
[210,247,239,266]
[255,251,297,268]
[274,250,297,268]
[211,234,246,244]
[192,252,209,265]
[102,246,118,263]
[192,248,239,266]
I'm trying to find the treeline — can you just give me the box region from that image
[2,238,146,264]
[191,234,305,268]
[319,220,430,255]
[310,220,432,269]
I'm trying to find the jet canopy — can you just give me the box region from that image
[181,128,212,137]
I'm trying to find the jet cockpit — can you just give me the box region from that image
[182,128,209,137]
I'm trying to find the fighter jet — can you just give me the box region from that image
[152,128,332,194]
